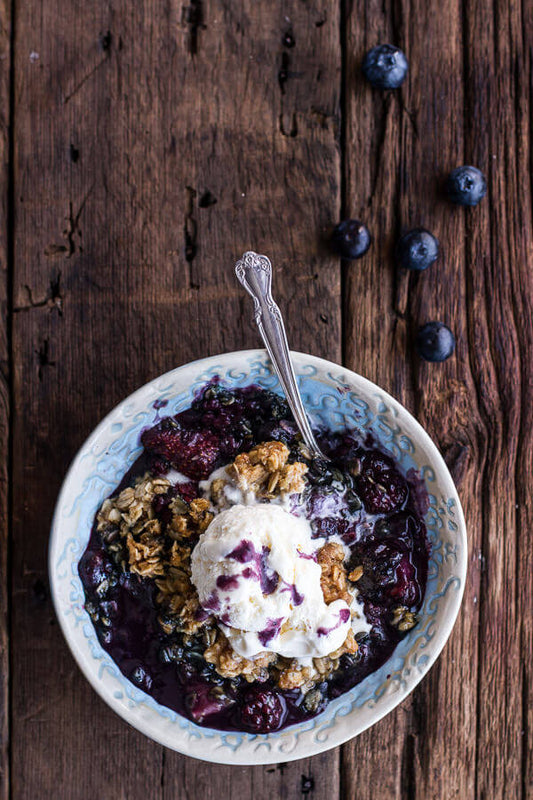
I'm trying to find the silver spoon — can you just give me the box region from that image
[235,250,329,462]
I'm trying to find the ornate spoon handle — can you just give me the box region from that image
[235,251,327,461]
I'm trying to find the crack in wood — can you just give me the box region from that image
[400,732,417,798]
[181,0,205,56]
[14,273,64,315]
[279,111,298,137]
[46,189,93,259]
[62,43,112,105]
[98,30,112,52]
[282,30,295,49]
[401,100,420,140]
[443,440,470,485]
[184,185,197,265]
[278,51,290,94]
[35,339,55,381]
[63,201,83,257]
[369,93,394,206]
[198,190,217,208]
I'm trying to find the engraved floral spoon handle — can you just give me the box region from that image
[235,251,328,461]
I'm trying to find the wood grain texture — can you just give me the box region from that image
[342,1,532,799]
[341,3,426,796]
[6,0,533,797]
[10,1,341,798]
[0,0,10,795]
[463,1,533,796]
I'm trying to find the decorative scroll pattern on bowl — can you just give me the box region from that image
[49,350,467,765]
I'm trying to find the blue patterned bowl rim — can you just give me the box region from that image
[49,349,467,765]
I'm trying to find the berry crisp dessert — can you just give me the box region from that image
[79,381,430,734]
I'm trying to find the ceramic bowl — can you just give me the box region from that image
[49,349,467,765]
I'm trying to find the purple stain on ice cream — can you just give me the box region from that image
[216,575,239,591]
[259,546,279,594]
[242,567,256,579]
[201,592,220,612]
[258,617,283,646]
[297,550,318,562]
[226,540,279,593]
[226,539,256,563]
[317,607,350,636]
[279,579,304,606]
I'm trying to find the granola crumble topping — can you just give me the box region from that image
[92,443,360,694]
[226,441,308,498]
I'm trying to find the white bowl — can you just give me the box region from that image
[49,349,467,765]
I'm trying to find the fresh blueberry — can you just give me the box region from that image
[445,166,487,206]
[331,219,371,259]
[415,322,456,362]
[396,228,439,271]
[362,44,408,89]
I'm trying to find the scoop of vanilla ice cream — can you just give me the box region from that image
[190,503,355,659]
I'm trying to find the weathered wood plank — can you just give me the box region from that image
[342,3,421,797]
[515,9,533,797]
[463,1,533,797]
[0,0,10,795]
[10,0,342,797]
[342,1,485,798]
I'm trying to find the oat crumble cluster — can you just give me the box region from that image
[96,441,363,693]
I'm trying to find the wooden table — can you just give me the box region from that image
[1,0,531,797]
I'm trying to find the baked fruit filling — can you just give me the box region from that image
[79,382,430,733]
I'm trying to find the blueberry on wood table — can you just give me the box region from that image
[396,228,440,271]
[445,165,487,206]
[362,44,408,89]
[331,219,371,259]
[416,322,456,362]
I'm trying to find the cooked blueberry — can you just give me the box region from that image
[355,452,408,514]
[331,219,371,259]
[446,165,487,206]
[373,511,420,549]
[396,228,439,271]
[78,550,115,590]
[416,322,455,362]
[240,688,287,733]
[389,555,421,607]
[141,419,221,480]
[362,44,408,89]
[130,665,153,691]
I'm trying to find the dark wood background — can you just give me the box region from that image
[1,0,531,797]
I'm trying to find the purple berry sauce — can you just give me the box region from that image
[79,381,430,733]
